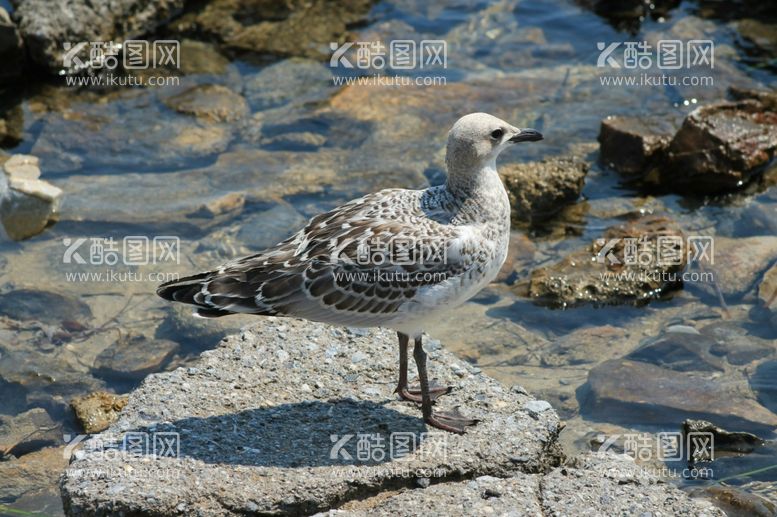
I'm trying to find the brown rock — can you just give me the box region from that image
[693,236,777,300]
[70,391,128,434]
[528,216,685,307]
[173,0,374,59]
[162,84,249,123]
[190,191,246,218]
[501,156,588,223]
[598,115,675,175]
[0,446,68,501]
[666,100,777,193]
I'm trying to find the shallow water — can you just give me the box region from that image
[1,0,776,514]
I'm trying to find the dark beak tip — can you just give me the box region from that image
[510,128,543,143]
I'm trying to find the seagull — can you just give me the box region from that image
[157,113,543,433]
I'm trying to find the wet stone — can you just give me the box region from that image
[527,216,685,307]
[93,334,179,383]
[690,236,777,301]
[583,325,777,431]
[665,100,777,193]
[70,391,129,434]
[173,0,374,60]
[500,156,588,224]
[0,7,24,84]
[162,84,249,123]
[0,408,61,457]
[598,115,675,175]
[0,446,68,501]
[0,288,92,326]
[682,419,765,455]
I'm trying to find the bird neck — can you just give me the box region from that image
[445,158,502,199]
[444,159,510,224]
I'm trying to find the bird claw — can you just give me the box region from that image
[396,382,452,403]
[425,407,479,434]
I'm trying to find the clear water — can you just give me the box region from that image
[0,0,776,514]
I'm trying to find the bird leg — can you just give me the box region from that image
[395,332,451,403]
[413,335,478,434]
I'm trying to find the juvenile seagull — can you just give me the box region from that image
[158,113,543,433]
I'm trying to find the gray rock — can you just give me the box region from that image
[322,453,723,516]
[500,156,588,223]
[12,0,184,73]
[540,452,724,516]
[61,319,564,515]
[598,115,675,175]
[332,474,543,516]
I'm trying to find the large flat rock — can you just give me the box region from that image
[325,453,724,516]
[60,318,564,515]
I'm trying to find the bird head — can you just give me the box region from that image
[445,112,543,176]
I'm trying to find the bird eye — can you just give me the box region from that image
[490,128,504,140]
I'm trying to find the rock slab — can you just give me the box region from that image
[60,319,562,515]
[60,319,725,516]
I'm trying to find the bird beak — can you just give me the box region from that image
[509,128,543,143]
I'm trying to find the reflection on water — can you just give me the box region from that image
[1,0,776,514]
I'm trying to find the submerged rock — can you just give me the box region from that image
[0,408,61,457]
[582,324,777,432]
[93,334,179,383]
[682,419,765,455]
[500,156,588,224]
[527,216,685,307]
[12,0,184,73]
[70,391,128,434]
[61,318,564,515]
[0,288,92,326]
[691,236,777,301]
[0,446,68,502]
[162,84,249,123]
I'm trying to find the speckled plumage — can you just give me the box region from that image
[158,113,542,338]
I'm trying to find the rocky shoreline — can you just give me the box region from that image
[60,319,722,515]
